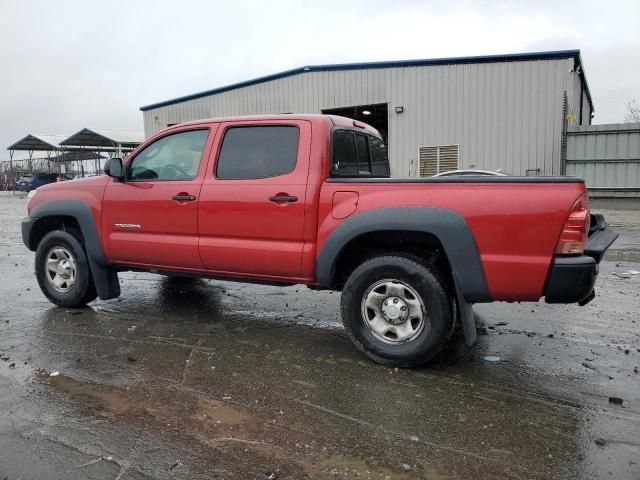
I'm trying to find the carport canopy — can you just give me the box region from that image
[60,128,144,151]
[7,134,67,151]
[51,151,107,163]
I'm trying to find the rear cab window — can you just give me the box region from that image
[331,129,390,178]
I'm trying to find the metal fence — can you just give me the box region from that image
[0,154,105,191]
[566,123,640,197]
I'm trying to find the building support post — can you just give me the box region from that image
[561,91,568,176]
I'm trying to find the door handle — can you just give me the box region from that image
[269,195,298,203]
[172,194,196,201]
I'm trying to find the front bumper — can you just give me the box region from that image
[21,215,38,251]
[545,226,618,304]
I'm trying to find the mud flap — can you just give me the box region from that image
[454,276,477,346]
[88,257,121,300]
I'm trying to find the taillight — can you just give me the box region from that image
[555,192,590,255]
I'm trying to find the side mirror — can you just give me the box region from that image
[104,158,124,180]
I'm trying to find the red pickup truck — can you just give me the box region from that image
[22,114,617,367]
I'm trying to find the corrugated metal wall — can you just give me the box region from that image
[143,58,583,177]
[566,123,640,197]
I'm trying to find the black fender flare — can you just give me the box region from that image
[22,200,120,301]
[316,206,492,303]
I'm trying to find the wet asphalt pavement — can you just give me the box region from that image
[0,192,639,479]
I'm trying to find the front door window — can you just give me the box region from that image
[128,129,209,181]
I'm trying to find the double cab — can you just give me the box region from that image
[22,115,617,366]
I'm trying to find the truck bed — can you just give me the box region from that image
[319,176,587,302]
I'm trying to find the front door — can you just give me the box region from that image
[198,121,311,278]
[103,127,215,269]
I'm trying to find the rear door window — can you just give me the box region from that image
[216,126,299,179]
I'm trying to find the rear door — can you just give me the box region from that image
[102,126,215,268]
[198,120,311,277]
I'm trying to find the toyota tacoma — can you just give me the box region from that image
[22,114,618,366]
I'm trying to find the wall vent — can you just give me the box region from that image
[419,144,459,176]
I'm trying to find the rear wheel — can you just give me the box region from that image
[341,255,453,367]
[35,230,97,307]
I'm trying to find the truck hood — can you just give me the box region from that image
[27,175,111,216]
[38,175,110,192]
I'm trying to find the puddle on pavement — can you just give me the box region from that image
[301,456,452,480]
[191,398,248,425]
[32,370,441,479]
[35,370,250,429]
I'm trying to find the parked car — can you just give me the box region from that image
[21,115,618,367]
[14,173,59,192]
[71,173,100,181]
[433,169,509,177]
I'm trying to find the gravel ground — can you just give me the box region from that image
[0,192,638,479]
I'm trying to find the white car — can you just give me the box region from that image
[71,173,100,181]
[433,169,509,177]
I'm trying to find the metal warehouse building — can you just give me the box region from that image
[140,50,593,177]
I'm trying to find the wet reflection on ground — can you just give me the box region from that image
[1,194,639,479]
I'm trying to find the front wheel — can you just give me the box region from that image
[35,230,97,307]
[341,255,453,367]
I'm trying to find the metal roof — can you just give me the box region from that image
[60,128,144,148]
[51,151,107,163]
[140,49,592,112]
[7,134,68,151]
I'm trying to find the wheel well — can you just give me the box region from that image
[331,231,453,290]
[30,216,82,250]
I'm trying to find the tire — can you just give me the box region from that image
[35,230,97,307]
[341,255,453,368]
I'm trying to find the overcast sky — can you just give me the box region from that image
[1,0,639,159]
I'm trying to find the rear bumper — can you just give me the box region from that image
[545,256,597,303]
[545,226,618,304]
[584,226,618,263]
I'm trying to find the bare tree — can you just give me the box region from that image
[626,99,640,123]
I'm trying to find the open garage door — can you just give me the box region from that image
[322,103,388,144]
